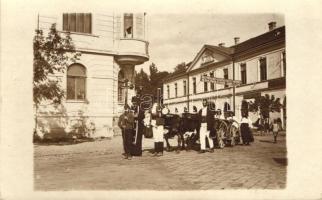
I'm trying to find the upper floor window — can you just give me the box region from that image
[63,13,92,34]
[204,75,208,92]
[118,70,125,103]
[124,13,133,38]
[167,85,170,99]
[259,57,267,81]
[210,71,215,90]
[282,51,286,77]
[240,63,247,85]
[67,64,86,100]
[183,80,187,96]
[193,77,197,94]
[223,68,229,88]
[174,83,178,97]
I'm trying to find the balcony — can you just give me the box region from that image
[115,38,149,65]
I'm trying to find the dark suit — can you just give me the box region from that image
[198,106,215,131]
[198,106,215,150]
[132,109,145,156]
[118,111,135,156]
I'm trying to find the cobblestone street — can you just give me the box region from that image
[34,134,287,190]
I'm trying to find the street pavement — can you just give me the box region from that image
[34,133,287,190]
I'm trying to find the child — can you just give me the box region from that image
[272,119,279,143]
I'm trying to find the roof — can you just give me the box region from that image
[163,68,188,83]
[204,44,234,55]
[232,26,285,54]
[164,26,285,83]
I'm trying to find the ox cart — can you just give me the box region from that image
[162,112,241,151]
[214,118,241,148]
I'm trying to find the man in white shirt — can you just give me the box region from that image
[198,99,215,153]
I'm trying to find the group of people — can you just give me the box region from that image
[118,98,256,160]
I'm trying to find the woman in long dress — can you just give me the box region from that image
[240,115,254,145]
[151,103,165,156]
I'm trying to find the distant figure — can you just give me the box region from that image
[192,106,198,114]
[118,105,135,160]
[183,107,188,113]
[272,119,279,143]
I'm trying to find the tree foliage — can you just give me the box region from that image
[173,62,187,73]
[135,63,169,102]
[33,24,80,106]
[249,94,282,119]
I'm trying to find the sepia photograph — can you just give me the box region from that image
[1,0,322,199]
[33,12,286,190]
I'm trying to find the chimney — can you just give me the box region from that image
[234,37,240,45]
[218,43,225,47]
[268,21,277,31]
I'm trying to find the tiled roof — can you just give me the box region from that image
[163,69,188,82]
[163,26,285,83]
[204,44,234,55]
[232,26,285,54]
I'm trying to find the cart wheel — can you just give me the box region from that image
[230,138,235,146]
[230,126,238,146]
[217,129,225,149]
[218,137,225,148]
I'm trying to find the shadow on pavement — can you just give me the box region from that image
[273,158,288,166]
[258,139,275,143]
[34,138,96,146]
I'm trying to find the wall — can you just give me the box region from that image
[36,53,118,138]
[235,48,285,84]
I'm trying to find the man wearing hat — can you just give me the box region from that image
[198,99,215,153]
[118,104,135,160]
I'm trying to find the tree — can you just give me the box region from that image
[33,24,80,107]
[134,63,169,104]
[249,94,282,119]
[149,63,169,101]
[135,68,151,95]
[173,62,187,73]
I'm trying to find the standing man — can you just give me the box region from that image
[131,88,144,156]
[198,99,214,153]
[118,104,135,160]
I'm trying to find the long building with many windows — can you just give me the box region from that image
[163,22,286,129]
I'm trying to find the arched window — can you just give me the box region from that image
[118,70,125,103]
[67,64,86,100]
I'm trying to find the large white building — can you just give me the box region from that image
[35,13,149,138]
[163,22,286,128]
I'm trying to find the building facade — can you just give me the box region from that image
[35,13,149,138]
[163,22,286,129]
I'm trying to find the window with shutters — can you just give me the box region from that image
[193,77,197,94]
[124,13,133,38]
[204,75,208,92]
[63,13,92,34]
[260,57,267,81]
[175,83,178,97]
[118,70,125,103]
[223,68,229,88]
[282,51,286,77]
[183,80,187,96]
[210,71,215,90]
[67,64,86,100]
[241,63,247,84]
[167,85,170,99]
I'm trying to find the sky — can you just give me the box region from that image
[138,13,284,74]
